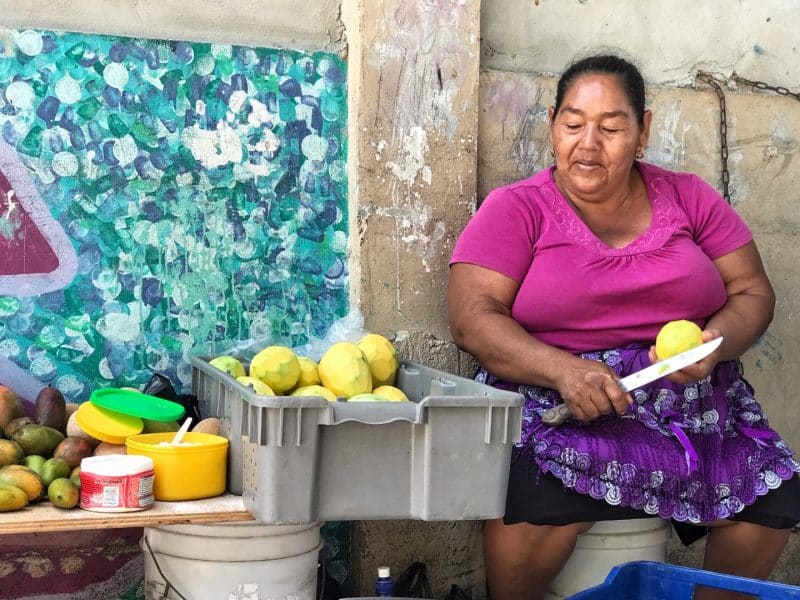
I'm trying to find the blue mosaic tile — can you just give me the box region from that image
[0,28,349,399]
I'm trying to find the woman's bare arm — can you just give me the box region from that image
[665,241,775,384]
[447,263,631,420]
[708,241,775,358]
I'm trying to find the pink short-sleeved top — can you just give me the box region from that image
[450,162,753,353]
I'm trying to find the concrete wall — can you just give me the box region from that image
[343,0,485,594]
[480,0,800,88]
[0,0,345,52]
[343,0,479,340]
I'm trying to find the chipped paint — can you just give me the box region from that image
[764,121,798,178]
[362,1,476,296]
[375,139,388,162]
[386,126,432,186]
[19,555,53,578]
[648,103,690,170]
[372,0,473,139]
[725,112,750,205]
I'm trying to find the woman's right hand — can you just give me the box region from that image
[554,358,632,421]
[449,263,630,421]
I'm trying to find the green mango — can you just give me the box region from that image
[41,457,71,488]
[48,478,80,509]
[70,466,81,488]
[142,419,179,434]
[5,416,35,439]
[12,424,65,458]
[23,455,46,476]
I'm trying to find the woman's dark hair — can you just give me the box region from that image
[553,54,646,126]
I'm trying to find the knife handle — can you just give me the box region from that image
[542,403,571,425]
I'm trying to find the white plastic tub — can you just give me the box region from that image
[142,521,322,600]
[547,518,672,599]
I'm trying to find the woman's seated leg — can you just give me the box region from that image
[483,518,593,600]
[695,520,790,600]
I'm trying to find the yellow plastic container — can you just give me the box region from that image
[76,401,143,444]
[125,432,228,501]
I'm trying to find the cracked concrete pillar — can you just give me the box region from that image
[342,0,484,595]
[344,0,480,338]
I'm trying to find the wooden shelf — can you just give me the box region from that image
[1,493,254,534]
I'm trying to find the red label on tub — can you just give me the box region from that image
[80,469,155,511]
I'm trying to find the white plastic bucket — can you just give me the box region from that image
[546,518,671,599]
[142,521,323,600]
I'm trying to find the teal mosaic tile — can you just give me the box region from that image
[0,28,349,400]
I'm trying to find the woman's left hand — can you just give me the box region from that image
[647,328,722,385]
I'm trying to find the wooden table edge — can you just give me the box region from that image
[1,493,255,534]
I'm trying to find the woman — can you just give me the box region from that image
[448,54,800,600]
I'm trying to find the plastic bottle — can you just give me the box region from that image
[375,566,394,597]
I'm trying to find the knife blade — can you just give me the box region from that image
[541,336,723,426]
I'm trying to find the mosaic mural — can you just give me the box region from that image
[0,28,349,402]
[0,27,351,598]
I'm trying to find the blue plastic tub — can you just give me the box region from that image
[568,561,800,599]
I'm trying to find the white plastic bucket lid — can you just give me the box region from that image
[81,454,154,476]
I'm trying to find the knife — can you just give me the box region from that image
[541,336,723,425]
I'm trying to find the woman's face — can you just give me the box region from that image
[548,73,651,200]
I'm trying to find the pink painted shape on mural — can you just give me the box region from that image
[0,138,77,297]
[0,170,59,274]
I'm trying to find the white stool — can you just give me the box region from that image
[546,518,671,599]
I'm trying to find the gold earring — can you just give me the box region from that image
[636,147,645,160]
[549,146,555,157]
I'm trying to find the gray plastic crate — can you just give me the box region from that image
[190,357,522,524]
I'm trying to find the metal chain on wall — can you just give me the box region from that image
[695,71,800,204]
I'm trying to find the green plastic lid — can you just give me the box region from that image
[90,388,186,422]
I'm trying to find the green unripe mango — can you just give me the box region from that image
[5,416,35,439]
[12,424,65,458]
[23,454,46,476]
[48,478,80,509]
[70,466,81,488]
[142,419,179,434]
[41,457,71,488]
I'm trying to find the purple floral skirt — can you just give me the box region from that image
[478,345,800,524]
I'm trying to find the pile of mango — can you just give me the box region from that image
[209,333,410,403]
[0,384,93,511]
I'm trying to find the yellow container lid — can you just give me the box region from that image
[76,401,143,444]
